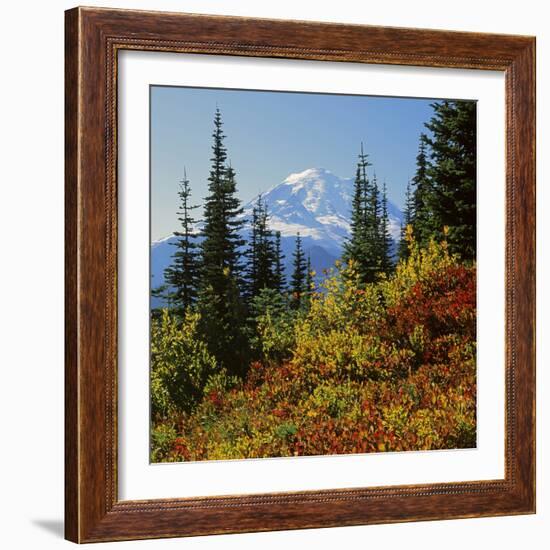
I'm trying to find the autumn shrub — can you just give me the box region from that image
[151,237,477,462]
[248,288,297,365]
[381,227,457,307]
[150,422,178,463]
[151,309,217,419]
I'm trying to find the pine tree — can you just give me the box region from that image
[244,195,276,300]
[243,200,259,302]
[411,134,433,247]
[273,230,286,293]
[398,178,415,260]
[200,109,245,288]
[343,164,367,271]
[305,255,314,304]
[343,142,378,284]
[379,179,393,275]
[423,100,476,260]
[290,233,307,309]
[360,144,375,255]
[220,161,246,277]
[198,108,247,375]
[163,168,200,314]
[150,283,170,320]
[256,198,276,292]
[368,171,382,278]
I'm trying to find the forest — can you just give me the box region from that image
[151,100,477,462]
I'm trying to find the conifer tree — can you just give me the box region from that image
[243,201,259,302]
[368,171,382,278]
[200,109,245,286]
[163,168,200,315]
[411,134,433,247]
[198,108,247,375]
[360,144,375,250]
[290,233,306,309]
[244,195,276,300]
[273,230,286,293]
[151,283,169,320]
[220,161,246,277]
[343,142,378,284]
[379,179,393,275]
[343,165,367,271]
[398,178,415,260]
[256,198,276,292]
[423,100,476,259]
[305,255,314,303]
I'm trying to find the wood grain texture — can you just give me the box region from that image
[64,7,79,543]
[64,6,536,543]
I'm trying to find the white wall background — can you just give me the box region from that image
[0,1,546,548]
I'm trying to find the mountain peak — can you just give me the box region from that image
[243,168,403,249]
[152,168,404,301]
[283,167,333,184]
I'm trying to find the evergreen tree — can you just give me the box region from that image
[273,230,286,293]
[244,195,276,300]
[150,283,169,320]
[343,143,379,284]
[290,233,307,309]
[243,200,259,302]
[379,179,393,275]
[200,110,245,286]
[423,100,476,259]
[304,255,314,306]
[343,164,367,272]
[411,134,433,247]
[198,108,247,375]
[220,161,246,277]
[163,168,200,314]
[368,171,382,278]
[256,198,276,292]
[398,178,415,260]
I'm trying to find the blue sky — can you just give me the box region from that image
[151,85,436,241]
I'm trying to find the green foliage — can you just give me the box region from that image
[379,179,393,275]
[197,108,248,374]
[249,288,297,365]
[244,195,278,301]
[163,169,200,314]
[401,102,476,261]
[423,100,476,259]
[382,226,456,307]
[343,143,379,284]
[200,113,245,285]
[151,236,476,462]
[344,144,394,282]
[197,274,250,378]
[290,233,307,309]
[411,134,433,247]
[151,309,217,419]
[203,368,240,396]
[150,103,477,463]
[273,230,286,293]
[150,423,178,463]
[398,179,415,261]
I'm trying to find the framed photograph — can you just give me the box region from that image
[65,6,535,543]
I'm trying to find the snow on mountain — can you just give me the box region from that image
[151,168,403,301]
[241,168,402,253]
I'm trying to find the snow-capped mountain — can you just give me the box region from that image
[151,168,403,299]
[241,167,402,252]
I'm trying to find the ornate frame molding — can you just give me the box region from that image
[65,7,535,542]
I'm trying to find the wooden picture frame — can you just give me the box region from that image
[65,6,536,543]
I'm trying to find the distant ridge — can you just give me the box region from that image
[151,168,403,304]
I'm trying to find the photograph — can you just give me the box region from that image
[149,86,477,463]
[0,0,542,546]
